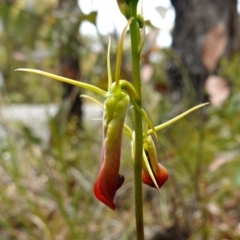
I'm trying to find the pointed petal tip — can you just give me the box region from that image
[94,181,116,210]
[93,174,125,210]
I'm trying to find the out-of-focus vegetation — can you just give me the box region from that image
[1,1,240,240]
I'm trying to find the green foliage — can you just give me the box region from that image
[219,53,240,90]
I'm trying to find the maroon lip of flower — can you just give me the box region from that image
[142,159,168,189]
[93,118,125,210]
[94,172,124,210]
[93,87,129,210]
[142,137,169,189]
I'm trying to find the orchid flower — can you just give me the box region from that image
[16,19,154,210]
[16,17,208,210]
[86,95,207,193]
[142,136,168,189]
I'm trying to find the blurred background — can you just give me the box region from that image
[0,0,240,239]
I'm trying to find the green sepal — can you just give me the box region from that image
[107,37,112,92]
[115,18,133,91]
[15,68,108,97]
[147,103,209,135]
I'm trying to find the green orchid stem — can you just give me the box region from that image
[129,1,144,240]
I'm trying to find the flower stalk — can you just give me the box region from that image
[128,1,144,239]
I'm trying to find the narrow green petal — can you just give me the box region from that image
[16,68,108,97]
[142,149,160,190]
[148,103,209,135]
[115,18,133,90]
[80,94,104,108]
[107,37,112,92]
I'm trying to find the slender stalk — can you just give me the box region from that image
[129,1,144,239]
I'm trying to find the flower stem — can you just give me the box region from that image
[129,1,144,239]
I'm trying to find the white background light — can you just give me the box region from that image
[78,0,175,48]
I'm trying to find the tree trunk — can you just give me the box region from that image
[57,0,82,126]
[168,0,240,103]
